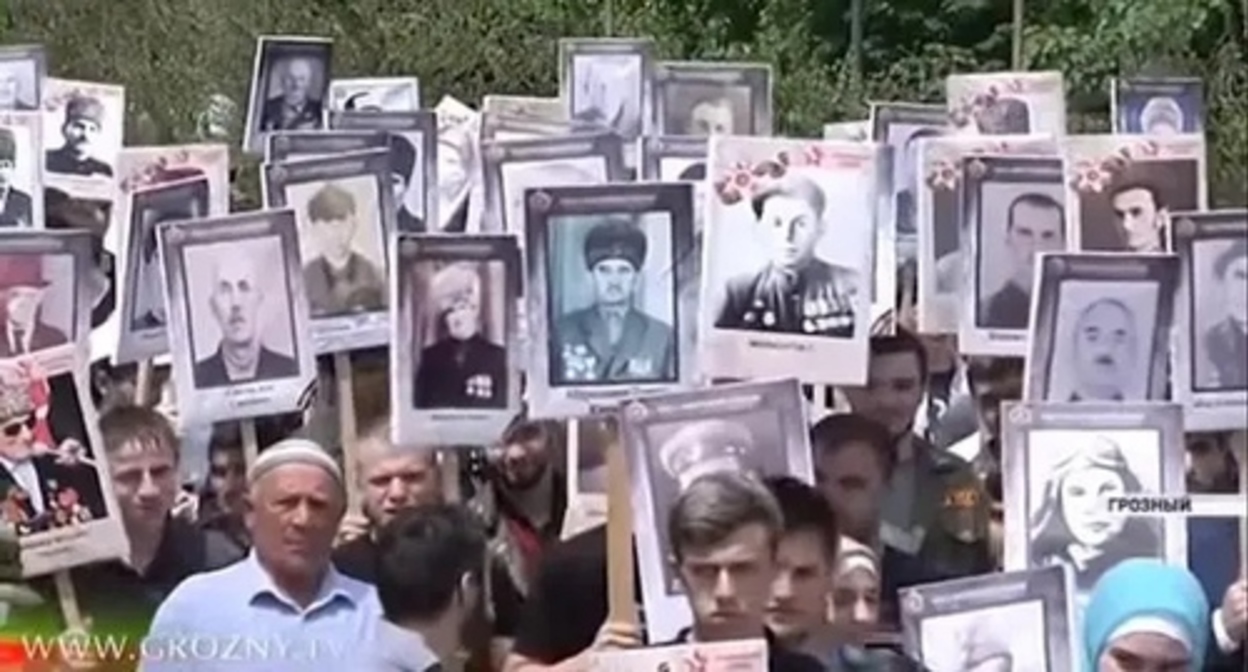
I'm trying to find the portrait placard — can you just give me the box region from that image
[899,566,1076,672]
[1061,134,1206,252]
[946,71,1066,137]
[262,149,395,354]
[434,96,483,234]
[960,154,1066,356]
[242,36,333,155]
[117,144,231,219]
[1169,210,1248,431]
[392,234,521,446]
[591,638,766,671]
[653,61,772,137]
[327,76,420,113]
[0,44,47,112]
[869,102,949,280]
[264,129,389,164]
[619,378,812,642]
[159,209,316,426]
[483,133,627,236]
[916,135,1058,334]
[1001,401,1186,606]
[823,120,869,142]
[559,38,653,148]
[1111,76,1204,135]
[524,182,696,417]
[481,95,567,124]
[1025,252,1179,404]
[0,364,127,577]
[480,113,604,144]
[700,136,880,384]
[0,111,44,229]
[116,176,211,364]
[0,231,94,375]
[41,78,125,200]
[329,110,439,232]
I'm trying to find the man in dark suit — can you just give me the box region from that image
[1202,238,1248,389]
[413,262,507,409]
[192,252,299,389]
[553,216,675,384]
[0,128,32,228]
[259,56,324,132]
[0,255,68,358]
[45,94,114,178]
[979,193,1064,330]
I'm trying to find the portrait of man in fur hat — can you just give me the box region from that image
[412,261,507,409]
[0,128,32,228]
[45,93,114,178]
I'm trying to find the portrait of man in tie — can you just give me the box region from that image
[0,255,69,358]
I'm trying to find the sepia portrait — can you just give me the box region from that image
[243,36,333,155]
[328,77,421,113]
[0,112,43,229]
[0,45,45,112]
[329,110,439,232]
[653,61,772,137]
[1112,77,1204,135]
[560,38,653,142]
[947,71,1067,137]
[41,79,125,186]
[0,232,95,377]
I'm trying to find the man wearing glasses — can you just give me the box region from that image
[0,255,67,358]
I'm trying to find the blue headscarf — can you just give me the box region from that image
[1083,558,1211,670]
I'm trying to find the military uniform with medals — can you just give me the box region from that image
[413,263,508,409]
[715,258,859,337]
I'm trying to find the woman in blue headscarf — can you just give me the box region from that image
[1083,558,1210,671]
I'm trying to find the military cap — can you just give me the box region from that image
[658,419,755,484]
[584,217,647,270]
[0,382,33,424]
[751,173,826,222]
[0,128,15,164]
[306,182,357,223]
[65,94,105,126]
[429,262,481,313]
[1213,238,1247,278]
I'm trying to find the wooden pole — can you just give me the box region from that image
[1012,0,1026,70]
[605,426,637,627]
[53,570,84,630]
[333,352,361,513]
[240,419,259,469]
[134,360,154,407]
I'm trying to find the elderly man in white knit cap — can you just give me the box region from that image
[141,439,380,671]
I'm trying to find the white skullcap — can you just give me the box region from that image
[1108,615,1193,653]
[248,438,344,489]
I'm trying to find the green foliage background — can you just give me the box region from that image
[3,0,1245,204]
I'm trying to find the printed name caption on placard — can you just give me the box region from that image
[1101,493,1248,518]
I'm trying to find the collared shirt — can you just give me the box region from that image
[0,455,44,513]
[5,322,32,356]
[140,551,380,671]
[366,620,440,672]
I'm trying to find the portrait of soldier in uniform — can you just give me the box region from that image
[1108,180,1168,253]
[715,174,859,337]
[1138,96,1184,135]
[551,216,675,385]
[979,193,1064,330]
[0,129,32,228]
[412,262,507,409]
[1064,298,1140,402]
[45,94,114,178]
[259,55,325,133]
[300,181,385,318]
[975,97,1031,135]
[1197,238,1248,390]
[0,256,67,358]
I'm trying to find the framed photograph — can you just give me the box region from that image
[1001,401,1186,604]
[327,76,420,112]
[947,71,1066,137]
[961,154,1066,356]
[481,95,566,123]
[435,96,482,233]
[0,231,94,375]
[652,60,772,136]
[869,102,949,260]
[262,149,395,354]
[899,566,1076,672]
[823,120,869,142]
[391,234,521,446]
[620,378,813,642]
[916,135,1058,334]
[330,110,439,232]
[242,36,333,155]
[699,136,880,384]
[592,639,766,671]
[0,111,43,229]
[41,79,125,197]
[637,136,708,185]
[559,38,653,144]
[265,129,389,164]
[1111,76,1204,135]
[117,144,231,219]
[116,176,210,364]
[524,182,696,417]
[0,45,46,112]
[1061,134,1206,252]
[482,133,627,235]
[159,209,316,427]
[1025,252,1179,403]
[1169,210,1247,431]
[0,364,127,578]
[568,414,616,501]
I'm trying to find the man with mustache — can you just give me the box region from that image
[259,56,324,132]
[0,128,32,228]
[45,94,113,177]
[1066,298,1139,402]
[192,253,298,389]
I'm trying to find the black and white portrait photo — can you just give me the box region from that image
[560,38,653,141]
[1171,211,1248,431]
[870,102,949,241]
[0,113,42,229]
[243,36,333,155]
[701,136,879,383]
[435,97,482,233]
[160,210,315,426]
[963,155,1065,356]
[117,176,210,363]
[1026,253,1179,403]
[900,566,1076,672]
[265,129,389,165]
[42,79,124,181]
[328,77,421,113]
[653,61,772,137]
[619,378,812,642]
[1063,135,1206,252]
[947,71,1067,137]
[0,46,44,112]
[0,250,77,363]
[1112,77,1204,135]
[329,110,439,233]
[391,234,520,447]
[1002,402,1186,605]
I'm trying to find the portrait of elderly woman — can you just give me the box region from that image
[1028,435,1162,597]
[412,262,507,409]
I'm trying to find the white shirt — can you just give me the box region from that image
[0,455,45,513]
[5,322,32,355]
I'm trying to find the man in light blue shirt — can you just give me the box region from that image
[141,439,381,671]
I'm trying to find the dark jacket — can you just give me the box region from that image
[0,320,68,358]
[1203,318,1248,389]
[259,96,324,132]
[413,335,508,409]
[0,188,32,227]
[46,147,113,177]
[552,307,674,384]
[979,281,1030,330]
[716,259,858,337]
[192,346,300,389]
[0,454,107,535]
